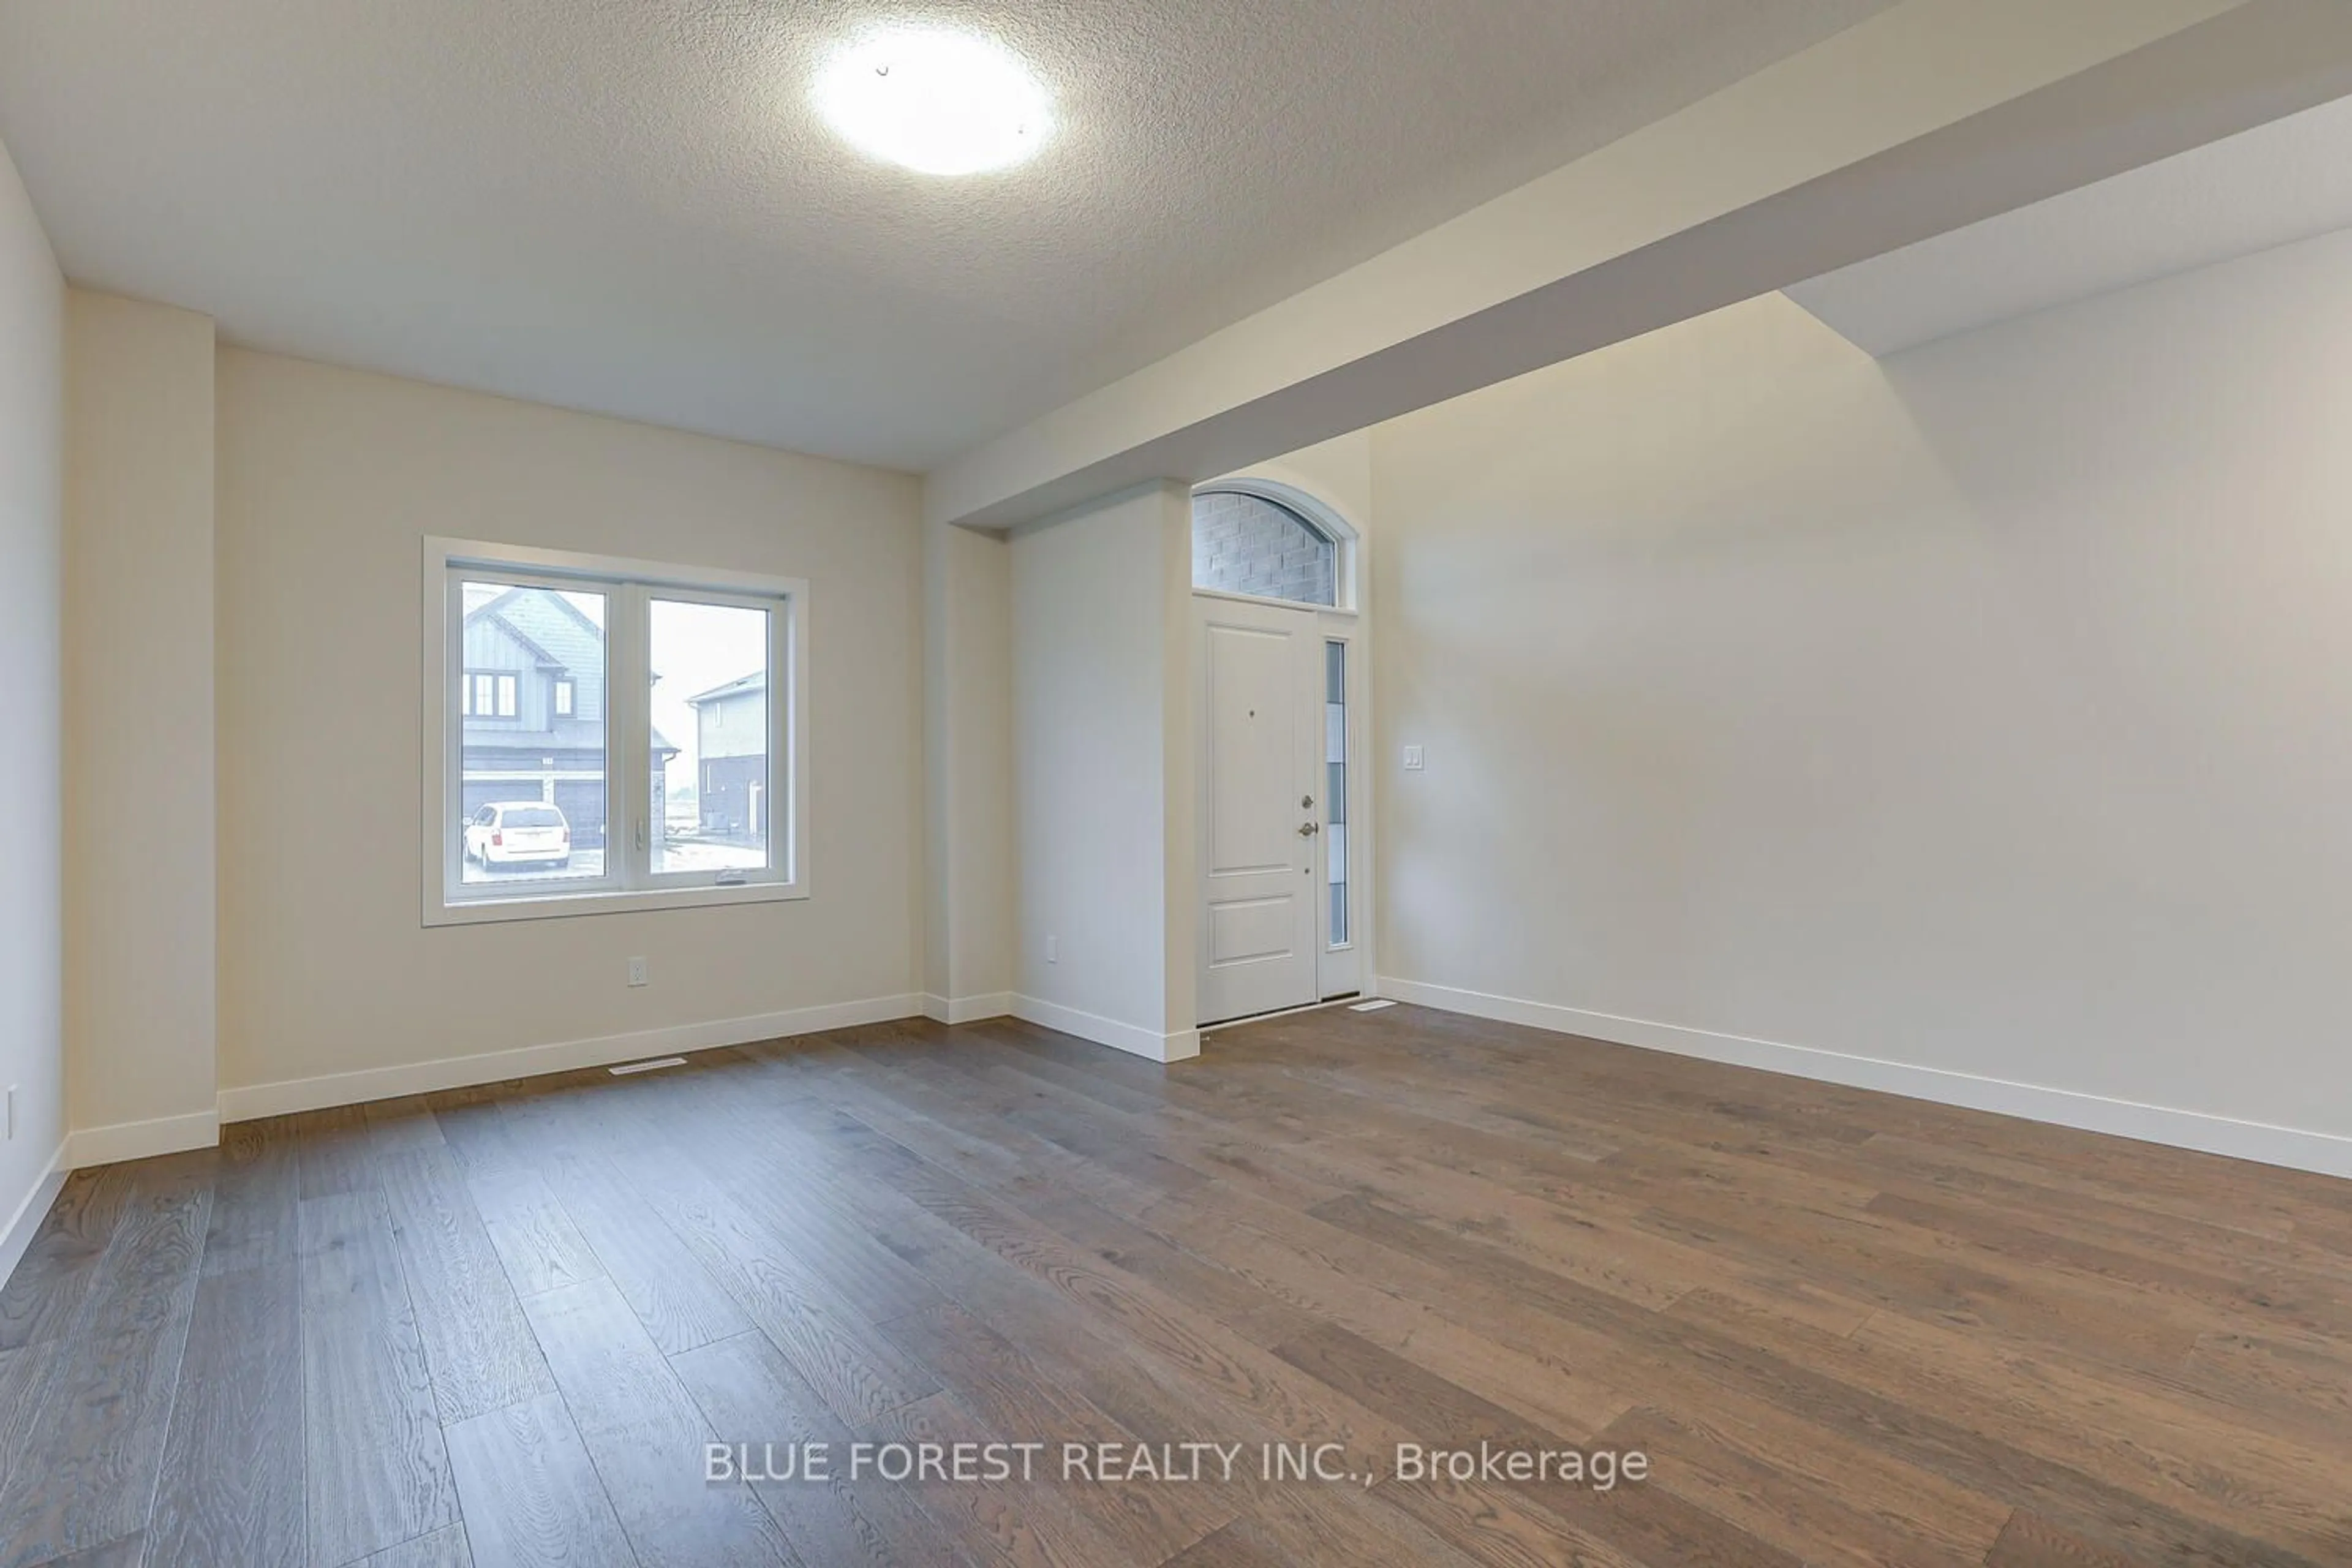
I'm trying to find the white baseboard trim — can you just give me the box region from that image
[1376,976,2352,1180]
[216,992,927,1123]
[62,1110,222,1172]
[1011,995,1200,1063]
[0,1147,69,1291]
[922,992,1016,1025]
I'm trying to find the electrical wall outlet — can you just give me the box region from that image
[627,957,649,987]
[1045,934,1059,963]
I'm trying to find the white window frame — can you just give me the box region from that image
[421,537,810,927]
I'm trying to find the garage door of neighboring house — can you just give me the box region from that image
[554,778,608,847]
[703,758,762,836]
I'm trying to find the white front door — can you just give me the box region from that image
[1196,597,1323,1025]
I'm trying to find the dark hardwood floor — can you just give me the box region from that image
[1,1003,2349,1567]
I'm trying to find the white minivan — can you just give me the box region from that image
[463,801,571,869]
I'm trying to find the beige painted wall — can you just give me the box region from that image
[928,0,2261,527]
[1372,230,2352,1150]
[1009,482,1197,1058]
[64,290,217,1144]
[215,350,924,1096]
[0,134,64,1235]
[921,516,1015,1014]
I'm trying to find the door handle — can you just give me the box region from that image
[1297,821,1320,837]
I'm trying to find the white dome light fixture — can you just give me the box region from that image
[815,26,1053,176]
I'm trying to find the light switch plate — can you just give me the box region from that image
[1402,745,1425,771]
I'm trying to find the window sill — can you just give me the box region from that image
[424,880,807,928]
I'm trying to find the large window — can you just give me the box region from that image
[423,539,807,924]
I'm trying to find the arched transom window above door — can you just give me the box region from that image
[1191,487,1347,608]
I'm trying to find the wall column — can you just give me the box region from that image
[1003,480,1196,1061]
[63,289,219,1159]
[919,514,1016,1020]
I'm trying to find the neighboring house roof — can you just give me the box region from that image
[474,585,603,673]
[685,669,766,706]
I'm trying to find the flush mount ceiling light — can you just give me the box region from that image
[814,26,1053,176]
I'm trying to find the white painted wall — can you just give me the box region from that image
[1010,482,1197,1060]
[0,134,64,1251]
[1372,231,2352,1165]
[64,290,218,1156]
[216,350,924,1105]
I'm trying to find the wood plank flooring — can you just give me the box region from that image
[0,1003,2348,1566]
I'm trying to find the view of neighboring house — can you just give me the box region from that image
[461,586,677,845]
[684,669,767,839]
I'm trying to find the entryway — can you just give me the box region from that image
[1194,592,1360,1025]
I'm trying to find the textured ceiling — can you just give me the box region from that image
[0,0,1893,470]
[1789,90,2352,357]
